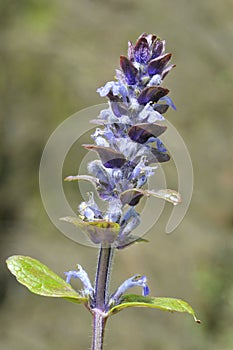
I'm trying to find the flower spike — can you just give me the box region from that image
[64,33,181,249]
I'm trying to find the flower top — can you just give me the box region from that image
[64,33,180,248]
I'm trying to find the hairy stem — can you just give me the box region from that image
[92,311,107,350]
[91,246,114,350]
[95,246,114,308]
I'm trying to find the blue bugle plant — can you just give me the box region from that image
[6,33,200,350]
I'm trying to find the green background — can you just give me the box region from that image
[0,1,233,349]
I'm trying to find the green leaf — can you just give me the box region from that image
[109,294,200,323]
[6,255,87,304]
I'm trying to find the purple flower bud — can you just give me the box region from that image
[120,56,138,85]
[134,37,150,64]
[151,39,165,59]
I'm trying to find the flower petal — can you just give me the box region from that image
[109,275,150,306]
[65,264,94,297]
[110,101,129,118]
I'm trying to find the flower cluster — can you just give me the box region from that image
[64,33,180,249]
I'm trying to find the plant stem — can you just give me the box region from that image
[91,246,114,350]
[95,246,114,308]
[92,311,106,350]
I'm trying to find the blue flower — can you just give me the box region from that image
[65,264,94,297]
[109,274,150,306]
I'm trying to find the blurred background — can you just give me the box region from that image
[0,0,233,349]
